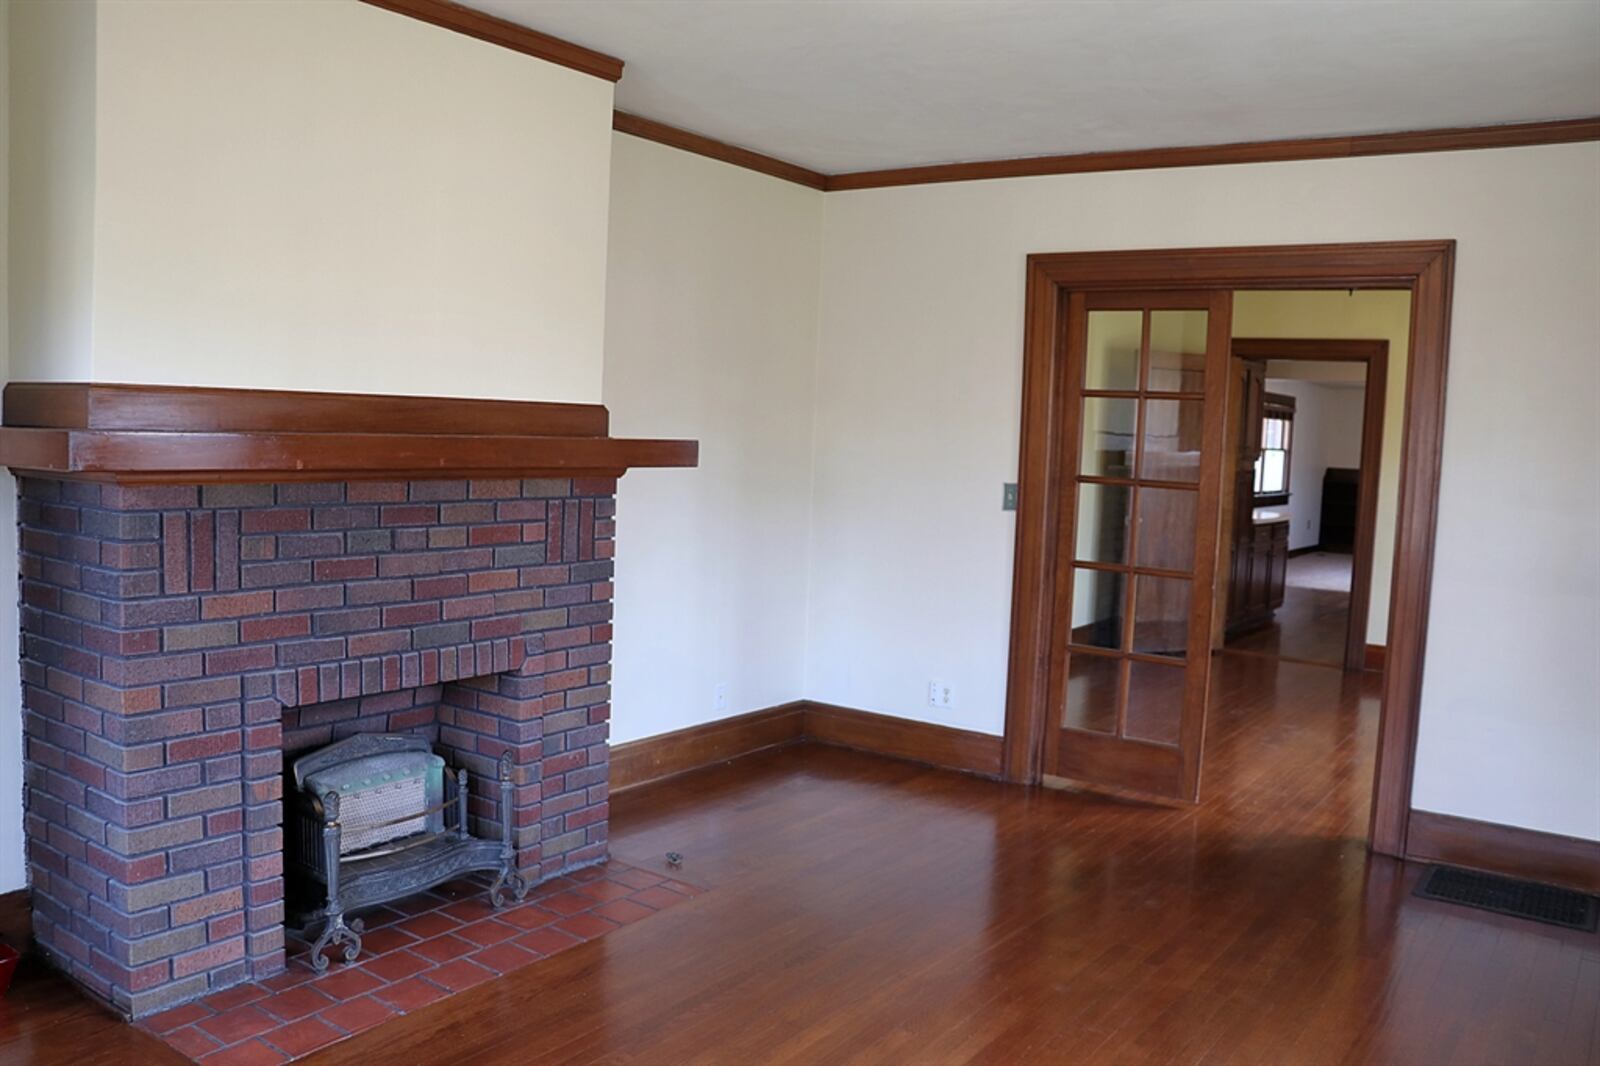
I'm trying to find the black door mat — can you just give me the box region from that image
[1414,864,1598,931]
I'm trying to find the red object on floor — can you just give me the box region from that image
[136,861,704,1064]
[0,941,19,997]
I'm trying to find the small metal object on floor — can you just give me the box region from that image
[666,851,683,867]
[1413,864,1599,931]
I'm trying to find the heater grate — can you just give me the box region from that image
[1414,865,1598,931]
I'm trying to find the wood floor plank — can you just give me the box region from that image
[0,653,1594,1064]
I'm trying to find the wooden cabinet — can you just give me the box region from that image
[1228,516,1288,636]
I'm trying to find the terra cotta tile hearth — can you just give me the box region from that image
[137,863,704,1063]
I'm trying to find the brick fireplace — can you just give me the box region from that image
[0,383,697,1021]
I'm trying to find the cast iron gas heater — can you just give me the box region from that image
[285,734,529,971]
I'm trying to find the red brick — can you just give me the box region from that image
[240,509,309,533]
[381,602,440,627]
[467,570,518,593]
[202,591,275,620]
[313,557,377,581]
[240,614,310,643]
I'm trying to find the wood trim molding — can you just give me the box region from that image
[0,889,30,955]
[611,701,1004,791]
[613,112,828,190]
[803,702,1004,778]
[1407,810,1600,895]
[1231,337,1388,673]
[1003,241,1455,864]
[610,704,806,791]
[359,0,623,81]
[1363,644,1387,673]
[0,384,697,483]
[826,116,1600,191]
[4,383,610,437]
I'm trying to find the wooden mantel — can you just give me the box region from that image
[0,383,697,483]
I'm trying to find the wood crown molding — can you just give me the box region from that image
[825,116,1600,190]
[613,111,829,190]
[1407,809,1600,895]
[360,0,623,81]
[610,700,1003,791]
[0,383,697,483]
[614,113,1599,193]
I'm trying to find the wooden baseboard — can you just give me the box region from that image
[0,888,30,954]
[611,700,1004,791]
[610,703,806,791]
[1363,644,1387,672]
[1406,809,1600,894]
[802,701,1004,778]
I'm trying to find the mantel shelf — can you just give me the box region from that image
[0,383,697,483]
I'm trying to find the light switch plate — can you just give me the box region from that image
[1002,483,1019,511]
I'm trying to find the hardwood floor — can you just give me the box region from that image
[1227,552,1354,668]
[2,654,1595,1065]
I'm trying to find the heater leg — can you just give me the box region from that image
[488,752,528,908]
[309,790,363,972]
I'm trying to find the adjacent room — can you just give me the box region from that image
[0,2,1596,1064]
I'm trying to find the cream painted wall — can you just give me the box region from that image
[0,0,25,893]
[7,0,96,382]
[1235,290,1412,641]
[808,142,1600,841]
[602,134,822,744]
[14,0,615,401]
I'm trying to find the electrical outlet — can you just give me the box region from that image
[713,683,728,713]
[927,679,954,710]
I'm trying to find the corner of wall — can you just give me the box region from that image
[0,0,27,893]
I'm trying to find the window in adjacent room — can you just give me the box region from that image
[1253,393,1295,503]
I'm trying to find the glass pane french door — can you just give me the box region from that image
[1043,291,1231,801]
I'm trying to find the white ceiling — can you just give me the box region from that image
[466,0,1600,174]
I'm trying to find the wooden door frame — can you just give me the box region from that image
[1228,337,1389,672]
[1002,241,1454,860]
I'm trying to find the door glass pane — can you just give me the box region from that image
[1069,568,1125,650]
[1084,310,1143,391]
[1063,653,1121,734]
[1132,574,1190,658]
[1080,397,1138,478]
[1124,660,1185,745]
[1147,310,1207,392]
[1075,482,1131,564]
[1134,487,1197,572]
[1139,398,1203,482]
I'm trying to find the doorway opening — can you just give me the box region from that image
[1003,242,1453,860]
[1219,331,1392,673]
